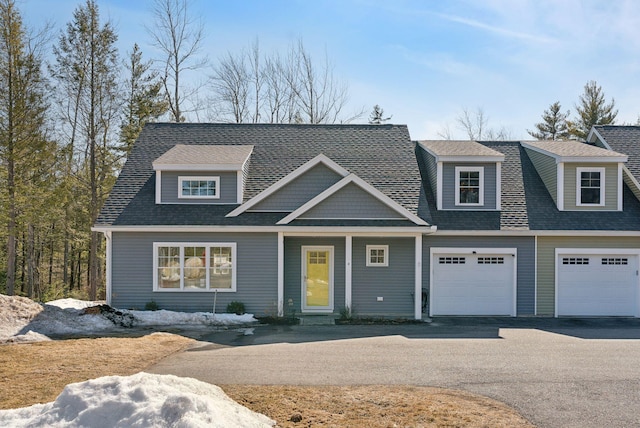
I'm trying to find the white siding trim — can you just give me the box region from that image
[277,174,429,226]
[436,161,443,210]
[534,235,538,316]
[155,171,162,204]
[236,170,244,204]
[557,162,564,210]
[414,234,423,320]
[277,232,284,317]
[104,231,112,305]
[345,235,352,313]
[618,163,623,211]
[227,154,349,217]
[496,162,502,210]
[94,225,437,234]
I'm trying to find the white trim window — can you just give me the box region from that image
[154,242,236,291]
[178,176,220,199]
[455,166,484,206]
[366,245,389,267]
[576,167,605,206]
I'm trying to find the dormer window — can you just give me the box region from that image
[455,166,484,206]
[178,176,220,199]
[577,167,604,206]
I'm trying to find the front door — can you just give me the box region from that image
[302,246,334,312]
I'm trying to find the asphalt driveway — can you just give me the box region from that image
[148,318,640,428]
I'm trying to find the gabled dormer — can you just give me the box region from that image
[417,141,505,211]
[152,145,253,204]
[522,140,627,211]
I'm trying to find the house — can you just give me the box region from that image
[93,124,434,320]
[94,123,640,319]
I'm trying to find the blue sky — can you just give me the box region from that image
[22,0,640,139]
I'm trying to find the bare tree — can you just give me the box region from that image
[147,0,206,122]
[210,50,249,123]
[457,107,488,140]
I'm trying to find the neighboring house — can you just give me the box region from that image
[94,123,640,319]
[93,124,434,320]
[416,136,640,318]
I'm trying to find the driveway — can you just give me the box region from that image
[148,318,640,428]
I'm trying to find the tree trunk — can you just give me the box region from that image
[26,223,35,297]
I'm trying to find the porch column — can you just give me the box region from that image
[277,232,284,317]
[414,233,423,320]
[104,231,112,306]
[345,235,352,313]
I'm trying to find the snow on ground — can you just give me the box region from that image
[0,294,258,343]
[0,295,272,427]
[0,372,275,428]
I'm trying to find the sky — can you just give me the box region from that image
[20,0,640,140]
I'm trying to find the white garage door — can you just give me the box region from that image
[431,250,516,316]
[557,253,639,316]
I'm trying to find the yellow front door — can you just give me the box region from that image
[303,247,333,311]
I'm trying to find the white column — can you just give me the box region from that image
[414,233,423,320]
[104,231,112,306]
[345,235,352,313]
[277,232,284,317]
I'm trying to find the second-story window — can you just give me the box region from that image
[577,168,604,206]
[178,176,220,199]
[455,167,484,206]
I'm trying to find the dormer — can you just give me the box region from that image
[152,145,253,204]
[522,141,627,211]
[417,141,505,211]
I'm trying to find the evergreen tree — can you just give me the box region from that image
[50,0,119,300]
[0,0,52,295]
[570,80,617,139]
[527,101,570,140]
[368,104,391,124]
[120,43,168,154]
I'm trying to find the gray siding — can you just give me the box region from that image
[284,237,345,314]
[160,171,238,204]
[352,237,415,316]
[298,183,402,219]
[251,163,343,212]
[536,236,640,316]
[422,235,536,315]
[111,232,278,314]
[563,163,619,210]
[418,148,438,202]
[442,163,497,210]
[525,148,557,204]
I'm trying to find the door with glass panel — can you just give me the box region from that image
[301,246,334,312]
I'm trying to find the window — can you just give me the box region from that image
[439,257,466,264]
[477,257,504,264]
[576,168,605,206]
[178,176,220,199]
[154,243,236,291]
[366,245,388,267]
[602,258,628,265]
[455,167,484,206]
[562,257,589,265]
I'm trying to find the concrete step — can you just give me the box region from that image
[298,315,337,325]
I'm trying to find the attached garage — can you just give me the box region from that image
[430,248,517,316]
[556,250,640,317]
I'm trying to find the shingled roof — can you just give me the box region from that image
[592,125,640,181]
[96,123,420,227]
[416,140,640,231]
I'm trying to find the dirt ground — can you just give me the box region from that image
[0,334,534,427]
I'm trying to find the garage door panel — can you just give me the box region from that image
[557,253,638,317]
[431,252,515,316]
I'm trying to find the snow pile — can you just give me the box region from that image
[0,294,258,343]
[0,373,275,428]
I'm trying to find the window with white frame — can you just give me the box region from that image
[576,167,605,206]
[366,245,389,267]
[178,176,220,199]
[455,166,484,205]
[154,243,236,291]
